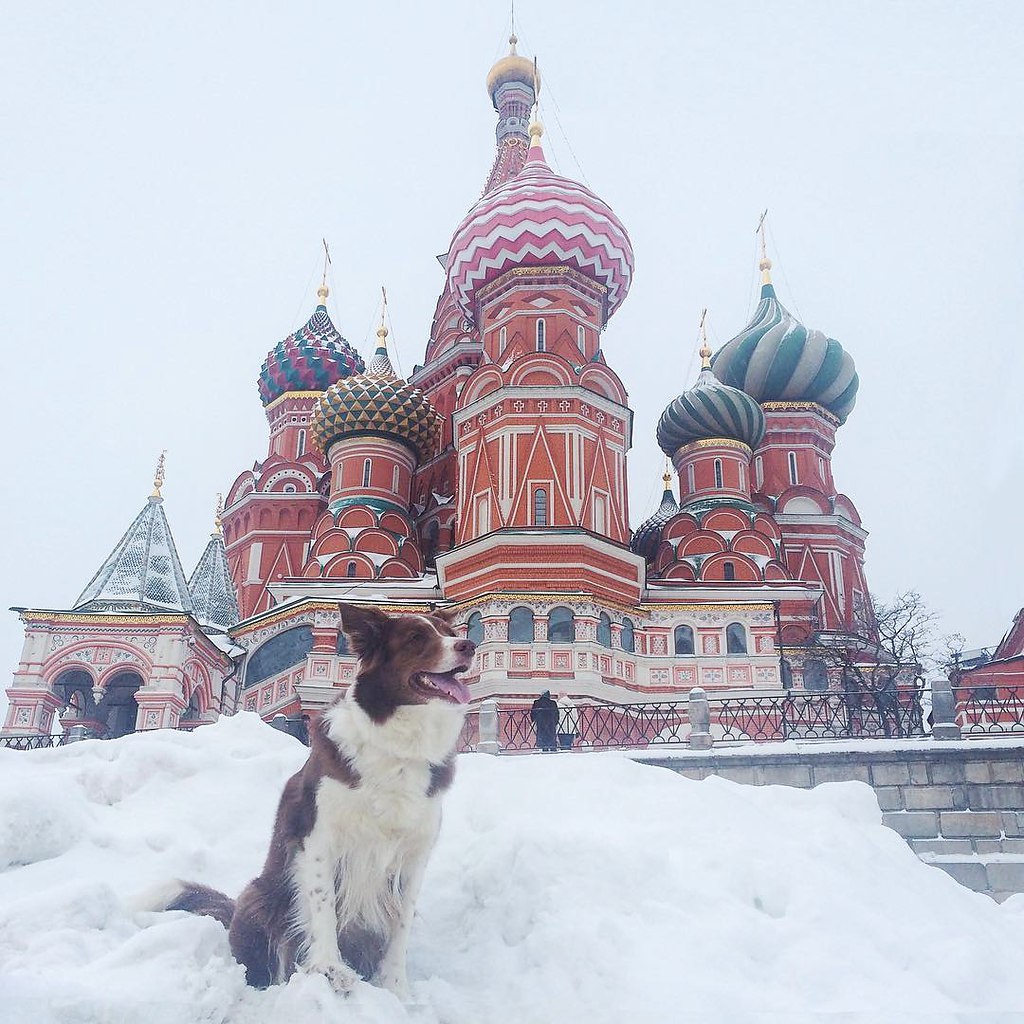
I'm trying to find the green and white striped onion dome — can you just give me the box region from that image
[310,327,441,464]
[711,276,858,424]
[657,358,766,456]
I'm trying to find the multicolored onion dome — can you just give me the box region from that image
[711,268,859,424]
[657,350,766,456]
[446,123,634,323]
[631,473,679,560]
[486,34,539,107]
[258,287,365,407]
[310,327,441,463]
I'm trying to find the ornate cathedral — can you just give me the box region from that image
[4,39,870,739]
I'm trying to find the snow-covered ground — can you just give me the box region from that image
[2,714,1023,1024]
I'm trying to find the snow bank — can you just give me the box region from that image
[1,713,1022,1023]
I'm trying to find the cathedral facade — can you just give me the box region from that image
[4,40,871,738]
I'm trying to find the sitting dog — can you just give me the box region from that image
[162,603,475,997]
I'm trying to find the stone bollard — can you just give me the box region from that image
[476,699,500,755]
[930,676,961,741]
[688,687,713,750]
[67,725,89,743]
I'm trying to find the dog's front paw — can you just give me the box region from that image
[303,959,359,995]
[375,966,410,1001]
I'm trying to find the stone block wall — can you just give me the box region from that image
[642,742,1024,901]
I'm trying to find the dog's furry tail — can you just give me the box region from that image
[138,880,236,928]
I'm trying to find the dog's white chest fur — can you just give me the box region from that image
[293,697,463,938]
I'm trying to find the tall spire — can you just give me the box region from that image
[189,495,240,631]
[483,33,540,192]
[756,208,773,287]
[76,472,192,613]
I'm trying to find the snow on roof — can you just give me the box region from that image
[2,713,1023,1021]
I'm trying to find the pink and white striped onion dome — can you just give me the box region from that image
[445,126,634,323]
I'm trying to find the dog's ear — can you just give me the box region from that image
[338,602,389,657]
[428,604,458,625]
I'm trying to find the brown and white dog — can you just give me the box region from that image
[162,603,475,997]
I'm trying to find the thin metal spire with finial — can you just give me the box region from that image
[317,238,332,306]
[214,492,223,535]
[151,450,167,499]
[367,286,395,378]
[698,307,712,369]
[756,208,773,286]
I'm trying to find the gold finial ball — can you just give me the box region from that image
[662,469,672,486]
[529,120,544,141]
[317,284,329,302]
[377,323,388,340]
[759,257,773,272]
[509,33,518,49]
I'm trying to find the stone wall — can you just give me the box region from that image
[640,741,1024,901]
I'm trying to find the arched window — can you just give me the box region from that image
[509,606,535,643]
[714,459,723,489]
[674,625,695,655]
[723,561,736,581]
[466,612,484,646]
[499,325,507,348]
[755,456,764,489]
[548,606,575,643]
[738,463,745,490]
[726,622,747,655]
[337,631,350,655]
[577,324,585,349]
[477,496,490,534]
[297,429,306,457]
[392,466,400,492]
[346,561,357,578]
[362,459,372,488]
[536,318,546,351]
[533,488,548,526]
[593,494,607,534]
[246,626,314,687]
[686,464,695,493]
[803,658,828,692]
[788,452,799,486]
[620,618,635,653]
[597,612,612,647]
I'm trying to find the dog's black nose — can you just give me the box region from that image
[455,639,476,657]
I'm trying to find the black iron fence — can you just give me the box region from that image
[709,688,924,742]
[0,734,67,751]
[459,688,925,754]
[955,685,1024,736]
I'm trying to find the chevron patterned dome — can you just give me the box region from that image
[446,124,634,324]
[310,329,441,463]
[657,356,766,456]
[711,278,859,424]
[258,289,365,407]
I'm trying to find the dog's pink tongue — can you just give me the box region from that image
[422,672,471,704]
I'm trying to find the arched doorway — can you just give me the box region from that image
[97,671,145,738]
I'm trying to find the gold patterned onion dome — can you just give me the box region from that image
[310,330,441,463]
[486,34,539,105]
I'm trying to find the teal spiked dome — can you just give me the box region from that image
[657,362,766,456]
[711,281,859,424]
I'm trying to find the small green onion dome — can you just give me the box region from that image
[657,347,766,456]
[631,473,680,560]
[711,273,858,424]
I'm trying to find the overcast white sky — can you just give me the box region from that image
[2,1,1022,694]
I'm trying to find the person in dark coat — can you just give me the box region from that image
[530,690,558,752]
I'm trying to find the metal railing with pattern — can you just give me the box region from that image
[0,734,68,750]
[955,685,1024,735]
[496,700,690,753]
[710,689,925,742]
